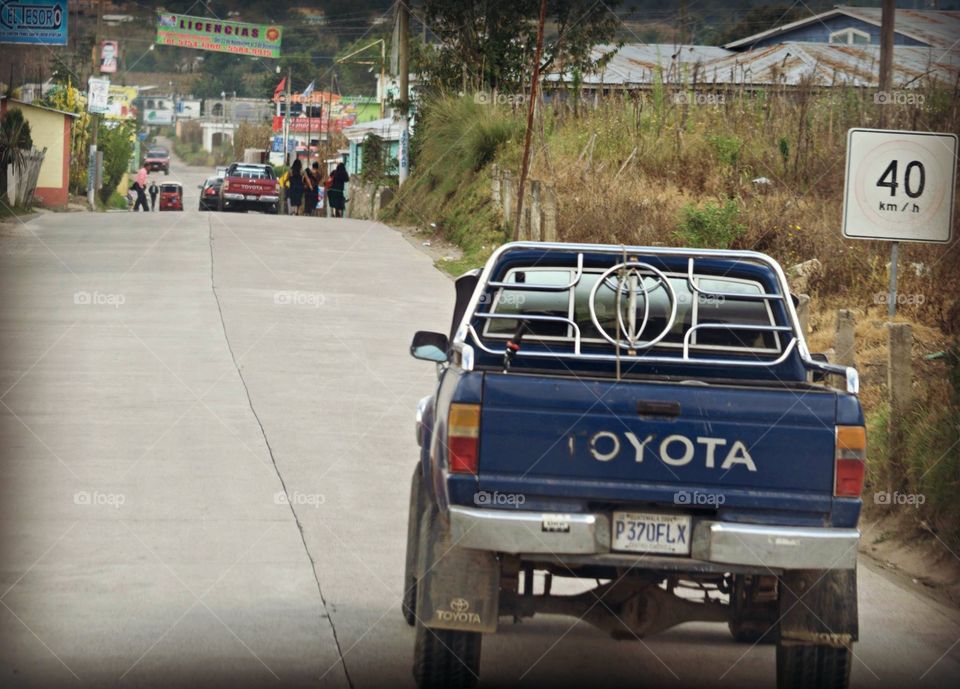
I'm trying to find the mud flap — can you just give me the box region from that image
[416,506,499,633]
[779,568,858,647]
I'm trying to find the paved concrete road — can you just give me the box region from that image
[1,154,959,688]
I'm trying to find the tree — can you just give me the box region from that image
[39,81,92,195]
[420,0,622,95]
[97,121,135,204]
[0,109,34,197]
[360,132,397,187]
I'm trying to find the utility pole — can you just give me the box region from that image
[398,0,410,185]
[514,0,547,239]
[679,0,687,46]
[87,0,103,210]
[284,66,291,165]
[380,38,386,119]
[878,0,895,128]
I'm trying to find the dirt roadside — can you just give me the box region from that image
[861,513,960,609]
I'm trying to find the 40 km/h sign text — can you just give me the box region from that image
[842,129,957,244]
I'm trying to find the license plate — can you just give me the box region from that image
[246,194,259,200]
[612,512,691,555]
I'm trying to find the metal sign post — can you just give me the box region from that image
[886,241,899,318]
[842,128,957,317]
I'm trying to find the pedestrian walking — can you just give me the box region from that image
[148,179,159,211]
[133,166,149,212]
[328,162,349,218]
[311,162,324,216]
[288,158,305,216]
[304,162,320,217]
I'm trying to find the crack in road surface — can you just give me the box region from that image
[206,218,355,689]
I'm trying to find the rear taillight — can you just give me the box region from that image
[835,426,866,497]
[447,403,480,474]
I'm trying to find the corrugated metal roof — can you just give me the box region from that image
[342,117,404,142]
[723,6,960,51]
[546,42,959,88]
[703,43,959,88]
[546,44,733,85]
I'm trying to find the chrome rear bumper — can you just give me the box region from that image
[448,506,859,570]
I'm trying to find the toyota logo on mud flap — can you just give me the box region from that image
[435,598,482,625]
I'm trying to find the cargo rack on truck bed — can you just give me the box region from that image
[452,243,858,394]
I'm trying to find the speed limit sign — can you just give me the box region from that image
[842,129,957,243]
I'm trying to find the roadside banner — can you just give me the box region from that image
[155,12,282,57]
[87,77,110,114]
[0,0,68,45]
[105,85,138,120]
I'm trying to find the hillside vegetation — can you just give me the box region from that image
[384,84,960,548]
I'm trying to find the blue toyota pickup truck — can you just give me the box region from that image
[403,242,865,689]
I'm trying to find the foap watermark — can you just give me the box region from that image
[874,91,925,107]
[874,491,925,508]
[273,290,326,308]
[673,92,725,106]
[678,292,726,307]
[873,292,925,306]
[478,292,527,307]
[74,490,126,509]
[674,490,726,507]
[474,91,528,106]
[274,491,325,508]
[474,490,526,508]
[74,290,125,308]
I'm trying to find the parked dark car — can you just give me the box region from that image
[144,147,170,174]
[198,176,223,211]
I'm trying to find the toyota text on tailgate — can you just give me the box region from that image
[402,242,864,689]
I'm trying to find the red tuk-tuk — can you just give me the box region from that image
[158,182,183,211]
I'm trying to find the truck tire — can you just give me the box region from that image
[776,643,851,689]
[729,575,778,644]
[402,464,424,626]
[776,568,856,689]
[411,501,482,689]
[413,622,481,689]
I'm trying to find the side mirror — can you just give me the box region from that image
[410,331,449,363]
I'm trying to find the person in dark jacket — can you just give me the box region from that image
[148,180,159,211]
[288,158,305,215]
[304,162,318,216]
[328,162,349,218]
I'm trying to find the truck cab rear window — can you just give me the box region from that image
[483,268,780,353]
[228,165,274,180]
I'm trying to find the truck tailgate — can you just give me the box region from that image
[478,373,837,499]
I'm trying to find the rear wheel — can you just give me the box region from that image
[413,621,481,689]
[410,500,482,689]
[729,575,778,644]
[777,643,851,689]
[402,465,425,626]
